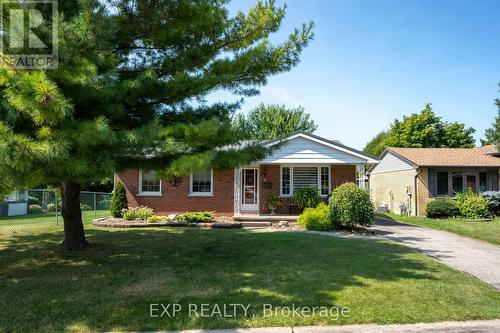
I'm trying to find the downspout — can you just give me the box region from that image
[414,168,423,217]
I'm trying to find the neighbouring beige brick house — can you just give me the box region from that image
[369,145,500,216]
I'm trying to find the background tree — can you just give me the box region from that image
[363,131,390,157]
[0,0,313,249]
[363,104,475,156]
[234,103,317,140]
[483,84,500,149]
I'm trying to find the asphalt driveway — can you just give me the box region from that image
[371,217,500,290]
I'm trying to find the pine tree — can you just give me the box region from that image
[0,0,313,249]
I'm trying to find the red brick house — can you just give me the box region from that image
[114,132,379,216]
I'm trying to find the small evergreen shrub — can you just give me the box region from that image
[297,202,332,231]
[292,187,321,208]
[455,190,489,219]
[28,204,44,214]
[176,211,214,222]
[122,206,154,221]
[110,181,128,218]
[329,182,374,227]
[46,203,56,212]
[425,199,459,219]
[28,196,40,205]
[482,191,500,215]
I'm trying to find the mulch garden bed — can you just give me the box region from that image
[93,217,242,229]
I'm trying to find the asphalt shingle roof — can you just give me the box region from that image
[387,145,500,167]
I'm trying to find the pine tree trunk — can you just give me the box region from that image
[59,180,90,250]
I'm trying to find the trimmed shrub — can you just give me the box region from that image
[292,187,321,209]
[482,191,500,215]
[147,215,170,223]
[46,203,56,212]
[28,204,44,214]
[176,211,214,223]
[110,181,128,218]
[28,196,40,206]
[122,206,154,221]
[455,190,489,219]
[425,199,459,219]
[329,182,374,227]
[80,203,92,211]
[297,202,332,231]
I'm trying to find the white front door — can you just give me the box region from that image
[241,168,259,212]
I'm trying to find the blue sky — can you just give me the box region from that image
[208,0,500,150]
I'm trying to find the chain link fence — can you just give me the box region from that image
[0,189,111,238]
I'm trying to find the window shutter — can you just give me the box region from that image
[428,168,436,197]
[491,170,499,191]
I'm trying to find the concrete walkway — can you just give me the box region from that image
[371,217,500,290]
[130,319,500,332]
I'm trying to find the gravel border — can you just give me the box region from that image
[92,217,242,229]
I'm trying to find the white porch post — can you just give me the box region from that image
[356,164,367,190]
[234,167,241,215]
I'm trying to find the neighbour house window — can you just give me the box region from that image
[434,170,490,196]
[466,173,477,192]
[451,172,463,194]
[190,170,212,195]
[436,172,449,196]
[281,167,291,195]
[140,170,161,194]
[280,166,330,197]
[479,172,488,192]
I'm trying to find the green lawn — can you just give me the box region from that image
[0,215,499,332]
[379,213,500,246]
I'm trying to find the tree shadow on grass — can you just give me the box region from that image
[0,227,484,332]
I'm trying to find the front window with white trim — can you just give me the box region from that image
[280,166,330,197]
[139,170,161,195]
[190,170,213,196]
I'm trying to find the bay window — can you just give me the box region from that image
[433,170,491,196]
[280,166,330,197]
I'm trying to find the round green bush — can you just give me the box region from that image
[455,190,489,219]
[28,204,44,214]
[329,182,374,227]
[482,191,500,215]
[292,187,321,208]
[28,196,40,206]
[425,199,459,218]
[297,202,332,231]
[110,181,128,218]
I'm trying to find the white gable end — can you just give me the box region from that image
[260,136,368,164]
[370,152,414,174]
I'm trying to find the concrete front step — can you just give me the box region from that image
[233,214,298,222]
[240,221,272,228]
